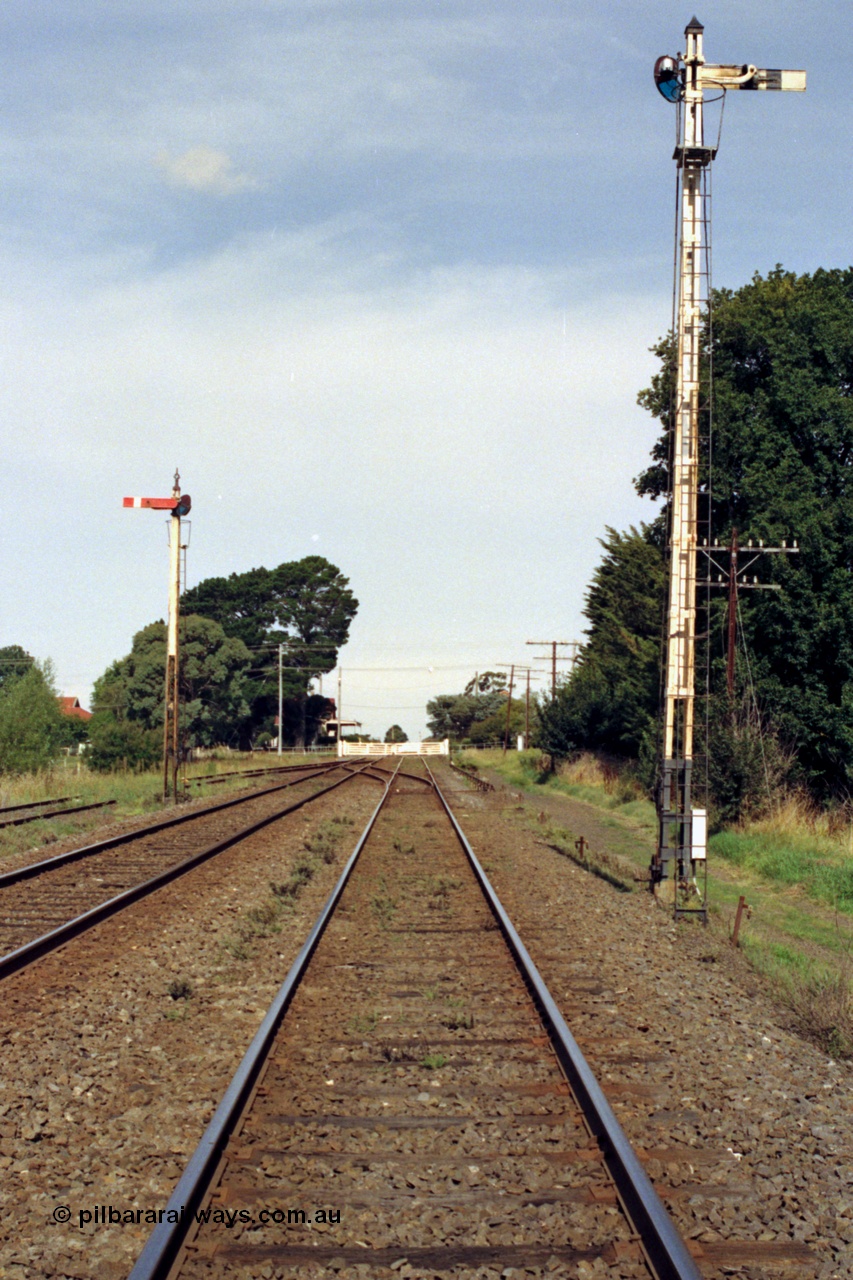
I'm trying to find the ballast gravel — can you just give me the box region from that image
[0,765,849,1279]
[450,780,852,1280]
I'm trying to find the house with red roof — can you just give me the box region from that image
[58,696,92,722]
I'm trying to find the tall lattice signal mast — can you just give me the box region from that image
[651,19,805,915]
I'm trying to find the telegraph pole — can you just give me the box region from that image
[123,471,192,803]
[699,533,799,699]
[525,641,578,698]
[337,667,343,752]
[652,20,804,911]
[278,644,283,756]
[502,664,515,754]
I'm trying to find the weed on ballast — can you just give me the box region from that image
[300,815,355,863]
[441,1011,474,1030]
[220,851,323,964]
[431,875,460,898]
[392,838,416,856]
[370,874,397,928]
[371,892,397,928]
[271,856,316,900]
[220,936,251,962]
[164,977,194,1019]
[348,1011,379,1036]
[420,1052,448,1070]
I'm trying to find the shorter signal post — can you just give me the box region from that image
[123,472,192,802]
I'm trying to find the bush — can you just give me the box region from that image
[87,715,161,773]
[703,701,792,827]
[0,665,66,774]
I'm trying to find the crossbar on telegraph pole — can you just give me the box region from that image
[525,641,578,698]
[652,19,804,914]
[123,471,192,803]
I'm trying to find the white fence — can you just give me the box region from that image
[337,739,450,757]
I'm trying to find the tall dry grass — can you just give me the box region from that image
[557,752,610,787]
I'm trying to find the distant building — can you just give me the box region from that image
[58,696,92,722]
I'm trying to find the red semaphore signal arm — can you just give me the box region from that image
[123,495,191,514]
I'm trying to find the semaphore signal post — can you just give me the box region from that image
[123,471,192,803]
[651,19,804,916]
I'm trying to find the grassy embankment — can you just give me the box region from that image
[0,752,333,868]
[458,748,853,1059]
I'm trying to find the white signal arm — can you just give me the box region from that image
[699,64,806,91]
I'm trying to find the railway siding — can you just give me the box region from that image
[0,765,367,972]
[0,779,382,1280]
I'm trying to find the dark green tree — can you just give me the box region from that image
[0,662,67,773]
[463,671,508,695]
[384,724,408,743]
[467,697,528,746]
[638,266,853,796]
[536,527,665,763]
[182,556,358,745]
[0,645,35,694]
[93,616,253,749]
[87,716,161,773]
[426,686,507,742]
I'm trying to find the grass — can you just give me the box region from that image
[348,1012,379,1035]
[420,1052,447,1070]
[166,977,194,1000]
[218,814,355,963]
[711,825,853,912]
[0,753,335,868]
[463,748,853,1057]
[164,976,194,1020]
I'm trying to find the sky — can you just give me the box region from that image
[0,1,842,741]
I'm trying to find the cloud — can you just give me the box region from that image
[154,146,257,195]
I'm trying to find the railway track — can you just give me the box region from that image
[0,795,117,829]
[130,757,699,1280]
[0,758,372,980]
[187,757,340,788]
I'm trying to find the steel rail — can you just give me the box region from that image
[127,758,403,1280]
[187,758,341,786]
[130,756,696,1280]
[0,762,341,890]
[0,761,378,983]
[0,795,77,816]
[0,798,116,830]
[423,758,701,1280]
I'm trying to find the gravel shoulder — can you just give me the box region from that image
[446,767,853,1279]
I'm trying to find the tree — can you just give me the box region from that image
[0,645,35,694]
[384,724,408,743]
[467,697,527,746]
[93,616,253,749]
[0,662,67,773]
[536,527,665,763]
[181,556,358,745]
[464,671,508,695]
[637,266,853,796]
[426,686,507,742]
